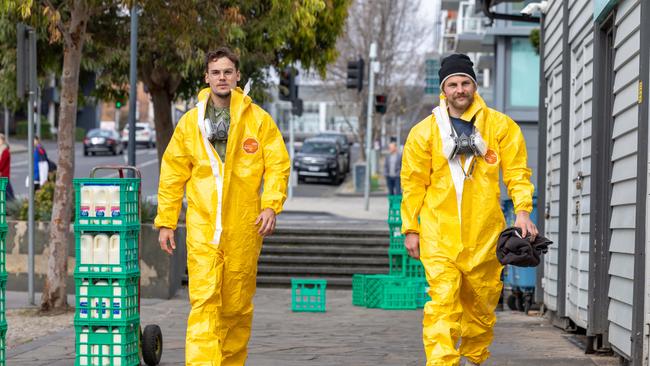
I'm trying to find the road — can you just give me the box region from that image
[10,141,361,201]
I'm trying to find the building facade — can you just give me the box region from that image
[538,0,650,363]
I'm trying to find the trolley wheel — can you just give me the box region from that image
[507,294,518,311]
[141,324,163,366]
[522,293,533,314]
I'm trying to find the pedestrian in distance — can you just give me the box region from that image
[0,134,15,201]
[384,140,402,195]
[32,136,48,190]
[400,53,537,366]
[155,47,290,366]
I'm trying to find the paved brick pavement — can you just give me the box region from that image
[6,288,621,366]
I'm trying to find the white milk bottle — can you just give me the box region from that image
[80,234,94,266]
[108,186,121,224]
[112,280,122,319]
[79,326,90,365]
[93,186,108,224]
[79,279,89,319]
[96,280,110,319]
[112,328,122,366]
[108,234,121,271]
[93,234,109,272]
[80,186,94,225]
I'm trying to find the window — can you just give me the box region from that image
[508,37,539,108]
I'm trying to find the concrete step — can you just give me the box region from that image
[261,246,388,256]
[258,219,392,288]
[258,255,389,266]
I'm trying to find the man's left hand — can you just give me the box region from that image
[255,208,277,237]
[514,211,538,240]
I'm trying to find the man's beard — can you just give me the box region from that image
[215,90,231,99]
[448,94,473,110]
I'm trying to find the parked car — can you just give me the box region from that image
[316,131,352,172]
[294,137,346,185]
[83,129,123,156]
[122,122,156,148]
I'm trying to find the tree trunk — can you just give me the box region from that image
[150,88,174,162]
[40,1,89,313]
[140,59,181,165]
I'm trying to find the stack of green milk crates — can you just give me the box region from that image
[73,178,141,366]
[351,195,429,310]
[0,178,8,365]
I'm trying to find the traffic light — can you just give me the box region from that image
[346,58,365,92]
[292,98,303,117]
[115,101,123,109]
[375,94,387,114]
[279,67,298,102]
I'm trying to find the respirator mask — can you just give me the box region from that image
[447,131,487,160]
[204,115,230,144]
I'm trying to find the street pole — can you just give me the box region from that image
[127,3,138,170]
[288,113,295,200]
[364,42,378,211]
[27,27,37,306]
[36,86,41,138]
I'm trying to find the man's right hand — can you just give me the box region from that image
[405,233,420,259]
[159,227,176,255]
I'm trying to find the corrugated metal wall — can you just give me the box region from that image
[542,0,564,313]
[565,0,593,330]
[607,0,641,358]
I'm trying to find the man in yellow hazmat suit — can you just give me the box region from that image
[401,54,537,366]
[155,47,290,365]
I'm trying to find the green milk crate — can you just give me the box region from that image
[380,277,418,310]
[74,320,140,366]
[0,231,6,274]
[388,223,403,238]
[352,274,367,306]
[388,236,406,255]
[74,274,139,325]
[415,279,431,308]
[0,177,6,226]
[0,321,5,366]
[364,274,400,308]
[74,226,139,274]
[389,253,426,278]
[73,178,140,229]
[291,279,327,312]
[0,274,5,324]
[387,195,402,225]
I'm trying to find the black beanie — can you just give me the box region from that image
[438,54,477,87]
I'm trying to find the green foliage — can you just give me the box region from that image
[140,199,157,224]
[530,28,541,55]
[16,117,52,139]
[6,195,25,220]
[75,127,86,142]
[12,176,55,221]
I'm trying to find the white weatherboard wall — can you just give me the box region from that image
[606,0,641,358]
[565,0,594,330]
[542,0,564,313]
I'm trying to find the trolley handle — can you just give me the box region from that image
[90,165,142,179]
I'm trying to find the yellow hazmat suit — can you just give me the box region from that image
[155,87,290,365]
[401,93,533,365]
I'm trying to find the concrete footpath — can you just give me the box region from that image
[6,288,620,366]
